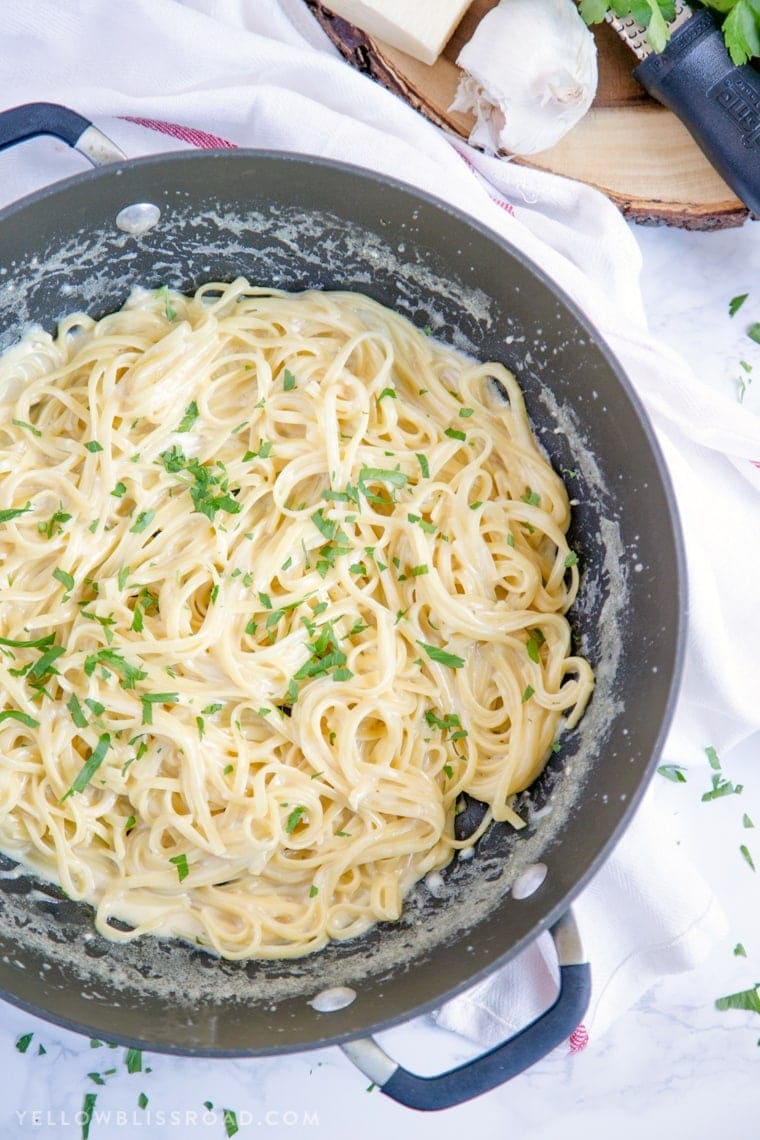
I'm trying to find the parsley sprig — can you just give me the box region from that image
[580,0,760,63]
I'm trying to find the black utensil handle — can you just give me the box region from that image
[0,102,126,166]
[341,909,590,1111]
[634,8,760,216]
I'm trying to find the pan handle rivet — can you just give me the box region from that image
[115,202,161,235]
[308,986,357,1012]
[512,862,548,899]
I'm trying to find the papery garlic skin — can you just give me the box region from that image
[451,0,598,157]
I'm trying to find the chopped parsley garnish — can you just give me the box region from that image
[416,453,430,478]
[658,764,687,783]
[0,503,32,524]
[84,440,104,453]
[125,816,136,832]
[169,854,189,882]
[444,427,466,442]
[84,649,147,689]
[459,407,474,418]
[469,501,483,510]
[729,293,749,316]
[244,440,272,461]
[416,641,465,669]
[111,481,127,498]
[62,733,111,800]
[53,567,75,593]
[0,709,40,728]
[177,401,199,432]
[564,552,579,568]
[309,885,319,898]
[526,636,541,663]
[411,563,429,577]
[283,369,296,391]
[521,489,541,507]
[378,387,397,402]
[285,806,307,833]
[140,692,179,725]
[66,693,89,727]
[38,505,71,538]
[156,285,177,321]
[159,447,242,522]
[130,509,155,534]
[0,633,55,649]
[12,418,41,437]
[522,685,535,703]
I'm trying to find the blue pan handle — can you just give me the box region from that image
[341,908,590,1111]
[0,101,125,166]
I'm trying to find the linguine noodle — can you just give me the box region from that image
[0,280,593,959]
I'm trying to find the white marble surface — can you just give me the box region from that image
[1,210,759,1137]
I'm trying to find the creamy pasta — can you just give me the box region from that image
[0,280,593,959]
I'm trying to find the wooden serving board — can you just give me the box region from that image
[305,0,748,229]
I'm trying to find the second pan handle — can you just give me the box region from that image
[0,102,126,168]
[342,908,590,1111]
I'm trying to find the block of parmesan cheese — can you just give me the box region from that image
[322,0,472,65]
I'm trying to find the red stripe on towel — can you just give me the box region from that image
[123,116,238,150]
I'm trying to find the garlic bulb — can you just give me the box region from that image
[451,0,598,157]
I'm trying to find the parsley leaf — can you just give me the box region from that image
[416,641,465,669]
[729,293,749,317]
[658,764,687,783]
[0,709,40,729]
[0,503,31,524]
[285,805,307,834]
[62,733,111,799]
[169,854,189,882]
[715,984,760,1014]
[177,401,199,432]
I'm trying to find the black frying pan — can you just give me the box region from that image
[0,104,685,1111]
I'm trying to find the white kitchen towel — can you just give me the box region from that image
[1,0,757,1048]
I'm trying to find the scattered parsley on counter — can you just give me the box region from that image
[748,322,760,345]
[657,764,687,784]
[15,1032,34,1053]
[729,293,749,317]
[125,1047,143,1074]
[715,984,760,1014]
